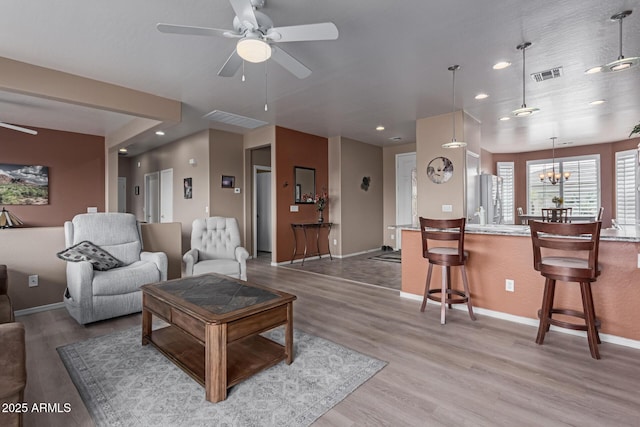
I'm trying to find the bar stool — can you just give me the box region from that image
[418,217,475,324]
[529,220,602,359]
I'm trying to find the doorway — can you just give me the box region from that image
[144,171,160,223]
[253,165,272,257]
[117,177,126,213]
[396,152,417,249]
[160,168,173,223]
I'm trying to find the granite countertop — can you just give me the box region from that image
[391,223,640,242]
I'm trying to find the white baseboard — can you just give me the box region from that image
[15,302,65,317]
[400,291,640,350]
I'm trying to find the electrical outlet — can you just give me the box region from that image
[333,239,337,246]
[505,279,514,292]
[28,275,38,287]
[290,205,299,212]
[390,234,395,240]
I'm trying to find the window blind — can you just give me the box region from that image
[615,150,637,225]
[497,162,515,224]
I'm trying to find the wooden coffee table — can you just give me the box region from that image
[141,273,296,403]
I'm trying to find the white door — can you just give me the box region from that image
[396,152,416,249]
[117,177,126,213]
[254,166,272,255]
[160,168,173,223]
[144,172,160,223]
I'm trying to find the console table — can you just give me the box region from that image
[290,222,333,265]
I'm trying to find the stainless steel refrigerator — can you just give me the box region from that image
[479,174,504,224]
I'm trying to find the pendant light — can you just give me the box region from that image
[512,42,539,117]
[539,137,570,185]
[442,65,467,149]
[588,10,639,73]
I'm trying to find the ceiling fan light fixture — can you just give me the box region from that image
[442,140,467,149]
[585,66,603,74]
[512,106,540,117]
[236,37,272,63]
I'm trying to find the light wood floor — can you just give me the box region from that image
[18,258,640,427]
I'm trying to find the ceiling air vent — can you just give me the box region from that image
[202,110,268,129]
[389,136,403,141]
[530,66,563,82]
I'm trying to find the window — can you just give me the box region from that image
[615,149,638,225]
[527,154,600,215]
[497,162,515,224]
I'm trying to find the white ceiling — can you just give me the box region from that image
[0,0,639,154]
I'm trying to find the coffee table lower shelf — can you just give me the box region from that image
[146,325,286,389]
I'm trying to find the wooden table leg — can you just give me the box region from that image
[285,302,294,364]
[142,306,151,345]
[205,323,227,402]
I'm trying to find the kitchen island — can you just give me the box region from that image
[400,223,640,344]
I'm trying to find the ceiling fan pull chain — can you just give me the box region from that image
[242,60,246,82]
[264,63,268,111]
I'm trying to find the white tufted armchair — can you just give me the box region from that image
[183,217,249,280]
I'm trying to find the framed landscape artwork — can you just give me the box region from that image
[0,163,49,204]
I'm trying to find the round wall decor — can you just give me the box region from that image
[427,156,453,184]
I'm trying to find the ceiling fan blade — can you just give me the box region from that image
[228,0,258,30]
[0,122,37,135]
[218,50,243,77]
[267,22,339,42]
[157,23,232,37]
[271,46,311,79]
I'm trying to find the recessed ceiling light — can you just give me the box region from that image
[475,93,489,100]
[375,125,385,131]
[589,99,606,105]
[155,130,165,136]
[499,116,511,121]
[493,61,511,70]
[118,148,128,153]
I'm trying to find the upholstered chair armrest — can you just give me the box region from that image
[0,322,26,401]
[183,249,200,277]
[65,261,94,309]
[141,251,168,281]
[0,264,7,295]
[235,247,250,281]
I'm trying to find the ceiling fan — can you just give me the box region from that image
[157,0,338,79]
[0,121,37,135]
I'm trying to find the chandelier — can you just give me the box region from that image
[539,137,570,185]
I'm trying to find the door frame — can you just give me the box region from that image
[144,171,160,223]
[395,152,416,249]
[253,165,272,258]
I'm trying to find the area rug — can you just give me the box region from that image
[58,327,386,427]
[368,250,402,263]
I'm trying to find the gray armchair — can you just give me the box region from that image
[183,217,249,280]
[62,213,167,324]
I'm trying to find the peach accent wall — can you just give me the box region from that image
[275,126,328,263]
[401,229,640,341]
[0,126,105,226]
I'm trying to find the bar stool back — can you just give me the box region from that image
[529,220,602,358]
[418,217,475,324]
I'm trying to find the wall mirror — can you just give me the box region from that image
[294,166,315,203]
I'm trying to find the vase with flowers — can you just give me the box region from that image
[552,196,563,208]
[303,190,328,222]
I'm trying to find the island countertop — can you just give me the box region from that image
[399,225,640,342]
[390,223,640,242]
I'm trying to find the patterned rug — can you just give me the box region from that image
[58,327,386,427]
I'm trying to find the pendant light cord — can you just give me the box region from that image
[521,46,526,108]
[451,67,456,141]
[618,16,624,60]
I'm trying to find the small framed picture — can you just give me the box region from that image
[184,178,192,199]
[134,186,140,196]
[221,175,235,188]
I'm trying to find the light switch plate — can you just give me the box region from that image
[442,204,453,212]
[87,207,98,213]
[290,205,299,212]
